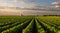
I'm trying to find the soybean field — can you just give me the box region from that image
[0,16,60,33]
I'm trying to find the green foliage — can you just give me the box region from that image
[0,16,60,33]
[22,19,34,33]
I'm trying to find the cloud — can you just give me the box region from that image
[51,2,59,5]
[0,3,16,7]
[16,0,38,8]
[51,1,60,8]
[10,0,17,2]
[0,0,38,8]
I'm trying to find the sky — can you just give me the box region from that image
[0,0,58,8]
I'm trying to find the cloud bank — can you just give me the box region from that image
[0,0,38,8]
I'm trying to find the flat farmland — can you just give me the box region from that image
[0,16,60,33]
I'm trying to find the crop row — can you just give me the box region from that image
[0,16,60,33]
